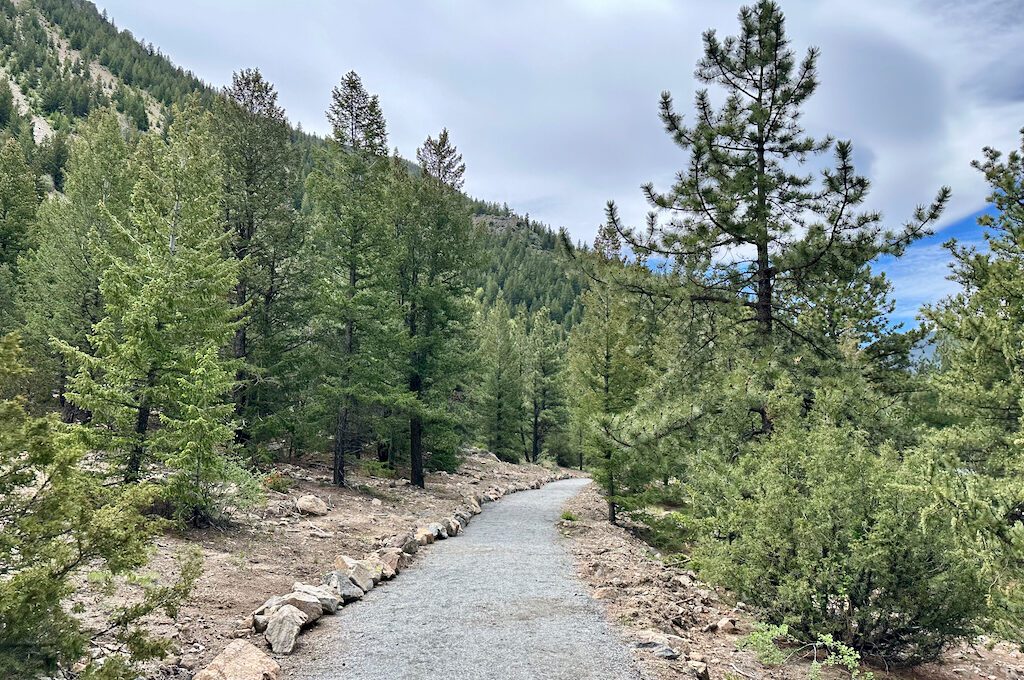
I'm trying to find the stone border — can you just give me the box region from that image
[193,471,574,678]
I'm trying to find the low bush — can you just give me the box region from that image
[696,385,993,666]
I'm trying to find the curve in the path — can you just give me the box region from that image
[285,477,644,680]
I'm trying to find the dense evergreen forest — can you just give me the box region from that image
[1,0,1023,677]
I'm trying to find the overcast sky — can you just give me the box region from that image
[93,0,1024,323]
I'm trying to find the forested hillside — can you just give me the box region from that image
[1,0,1023,678]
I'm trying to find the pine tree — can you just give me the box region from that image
[0,136,37,332]
[0,334,200,678]
[416,127,465,191]
[327,71,388,155]
[391,130,476,487]
[307,71,395,486]
[615,0,947,348]
[60,101,244,523]
[17,109,133,418]
[477,295,525,461]
[567,220,644,523]
[216,68,302,455]
[523,306,565,463]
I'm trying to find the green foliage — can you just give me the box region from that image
[476,215,583,327]
[0,335,198,678]
[810,635,875,680]
[559,510,579,521]
[59,101,251,522]
[563,0,1017,669]
[305,71,397,485]
[476,295,526,461]
[263,471,295,493]
[0,136,38,332]
[389,134,477,486]
[697,374,988,665]
[17,109,132,411]
[739,623,789,667]
[216,68,304,457]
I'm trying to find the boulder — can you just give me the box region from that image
[376,548,403,577]
[335,555,375,592]
[386,532,419,554]
[252,614,269,633]
[687,661,710,680]
[193,640,280,680]
[279,591,323,624]
[264,605,307,655]
[356,555,386,583]
[291,583,341,614]
[253,594,288,617]
[414,526,435,545]
[441,517,460,536]
[322,570,364,602]
[428,522,448,540]
[295,495,328,516]
[635,641,680,660]
[716,616,738,634]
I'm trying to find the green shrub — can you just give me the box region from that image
[696,384,991,666]
[739,623,789,666]
[560,510,579,521]
[264,471,295,493]
[358,458,396,479]
[0,335,199,678]
[425,447,462,473]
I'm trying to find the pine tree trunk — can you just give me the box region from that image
[531,400,541,463]
[333,405,349,487]
[127,399,151,482]
[409,397,424,489]
[233,319,250,448]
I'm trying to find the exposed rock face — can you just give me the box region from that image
[264,605,308,654]
[193,640,280,680]
[291,582,341,614]
[295,495,328,516]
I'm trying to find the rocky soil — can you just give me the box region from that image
[560,483,1024,680]
[80,450,573,678]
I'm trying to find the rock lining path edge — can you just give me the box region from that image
[284,477,645,680]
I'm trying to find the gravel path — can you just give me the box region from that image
[285,478,644,680]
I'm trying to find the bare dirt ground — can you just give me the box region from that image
[85,451,571,678]
[560,482,1024,680]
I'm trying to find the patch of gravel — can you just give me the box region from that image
[284,478,645,680]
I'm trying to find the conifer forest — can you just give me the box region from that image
[1,1,1024,678]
